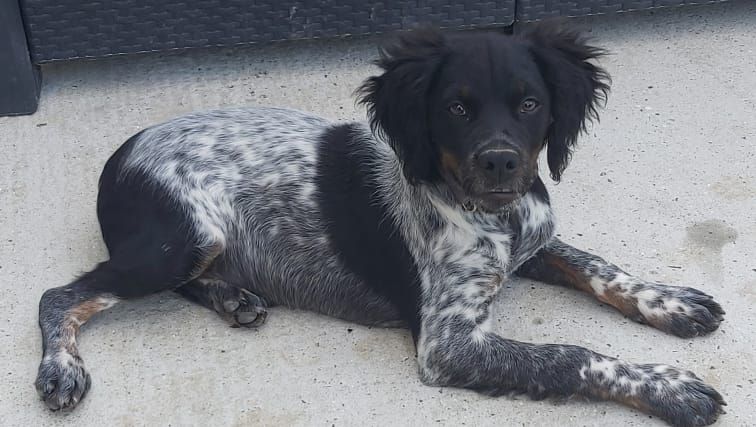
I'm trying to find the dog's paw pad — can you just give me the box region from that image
[222,289,267,328]
[35,351,91,411]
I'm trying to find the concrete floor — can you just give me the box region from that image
[1,2,755,426]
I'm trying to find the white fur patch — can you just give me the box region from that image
[580,357,651,397]
[590,277,607,296]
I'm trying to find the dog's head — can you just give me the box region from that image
[358,23,610,212]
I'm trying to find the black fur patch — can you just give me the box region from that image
[96,132,206,297]
[316,123,424,338]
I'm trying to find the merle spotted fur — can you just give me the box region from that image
[35,23,725,426]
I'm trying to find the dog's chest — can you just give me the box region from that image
[508,192,556,270]
[432,192,555,277]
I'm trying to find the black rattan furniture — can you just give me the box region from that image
[20,0,515,62]
[1,0,729,115]
[516,0,726,21]
[1,0,40,116]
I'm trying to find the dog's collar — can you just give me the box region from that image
[462,200,477,212]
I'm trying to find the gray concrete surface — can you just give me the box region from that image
[1,2,755,426]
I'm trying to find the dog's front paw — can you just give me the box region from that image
[634,284,724,338]
[35,351,91,411]
[635,364,726,427]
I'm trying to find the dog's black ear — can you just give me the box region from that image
[525,22,611,181]
[357,29,448,183]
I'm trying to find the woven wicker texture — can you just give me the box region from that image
[20,0,515,62]
[517,0,728,21]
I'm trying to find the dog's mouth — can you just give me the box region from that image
[465,190,519,212]
[440,165,525,213]
[481,190,517,201]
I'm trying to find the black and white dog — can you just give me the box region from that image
[36,24,725,426]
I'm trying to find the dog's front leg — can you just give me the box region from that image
[515,238,724,337]
[415,273,725,426]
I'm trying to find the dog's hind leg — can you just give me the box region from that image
[175,277,268,328]
[35,138,227,410]
[35,234,222,411]
[36,273,117,411]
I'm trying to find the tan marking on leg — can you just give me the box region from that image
[189,242,224,280]
[586,384,651,415]
[596,286,641,319]
[61,296,119,355]
[542,253,593,293]
[540,255,642,319]
[616,393,652,414]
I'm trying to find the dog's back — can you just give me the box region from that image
[105,107,405,323]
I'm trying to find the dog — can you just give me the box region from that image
[35,23,726,426]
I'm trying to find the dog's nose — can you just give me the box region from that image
[476,149,520,180]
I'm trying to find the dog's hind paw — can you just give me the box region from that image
[35,351,91,411]
[221,288,268,328]
[177,278,269,328]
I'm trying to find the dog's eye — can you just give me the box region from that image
[448,103,467,116]
[520,98,540,113]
